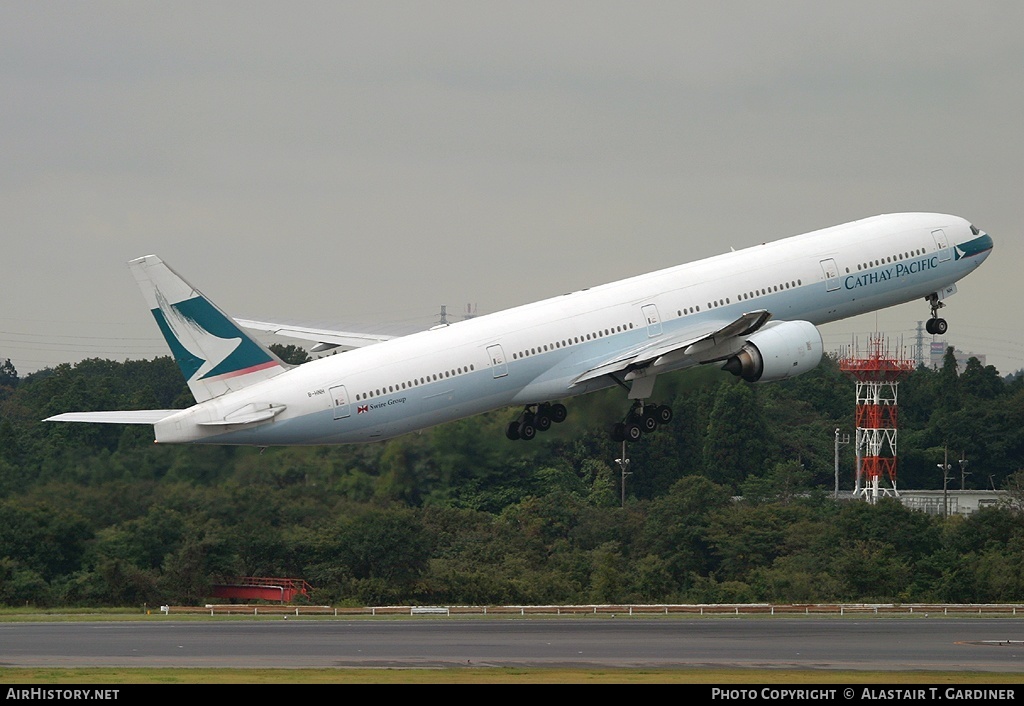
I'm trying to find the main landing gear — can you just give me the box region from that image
[610,400,673,443]
[925,293,948,335]
[505,402,568,441]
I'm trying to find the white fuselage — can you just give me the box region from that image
[152,213,992,445]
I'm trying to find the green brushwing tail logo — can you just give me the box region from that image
[151,291,276,382]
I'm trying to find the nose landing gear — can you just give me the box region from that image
[925,293,948,335]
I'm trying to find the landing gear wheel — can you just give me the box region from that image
[548,403,568,424]
[507,404,564,441]
[639,412,658,434]
[518,422,537,441]
[535,413,552,432]
[614,400,673,441]
[655,405,673,425]
[927,318,947,335]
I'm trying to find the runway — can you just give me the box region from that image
[1,618,1023,671]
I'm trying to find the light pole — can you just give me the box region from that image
[937,446,953,517]
[834,428,850,498]
[959,453,970,490]
[615,441,631,508]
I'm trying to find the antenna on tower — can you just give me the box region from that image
[839,334,915,504]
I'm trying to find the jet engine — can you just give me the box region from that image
[721,320,823,383]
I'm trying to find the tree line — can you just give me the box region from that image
[0,348,1021,607]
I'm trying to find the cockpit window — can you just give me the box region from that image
[970,225,980,235]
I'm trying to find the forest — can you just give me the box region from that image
[0,348,1022,608]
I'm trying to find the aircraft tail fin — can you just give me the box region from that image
[129,255,291,403]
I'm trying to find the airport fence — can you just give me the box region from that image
[158,602,1024,617]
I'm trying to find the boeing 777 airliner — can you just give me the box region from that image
[46,213,993,445]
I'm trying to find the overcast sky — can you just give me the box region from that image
[2,2,1021,377]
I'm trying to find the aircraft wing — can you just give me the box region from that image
[235,319,398,353]
[44,410,179,425]
[572,310,772,385]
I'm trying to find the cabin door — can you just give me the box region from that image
[641,304,662,337]
[931,229,952,262]
[329,384,351,420]
[486,344,508,379]
[819,258,840,291]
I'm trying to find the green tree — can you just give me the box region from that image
[304,507,432,604]
[971,535,1024,601]
[833,497,941,562]
[704,503,800,582]
[0,358,18,398]
[269,344,311,365]
[937,346,960,412]
[831,538,914,601]
[702,381,769,489]
[640,476,732,590]
[0,557,51,606]
[1002,469,1024,515]
[740,461,814,505]
[589,541,627,602]
[961,357,1005,401]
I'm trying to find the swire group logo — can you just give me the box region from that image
[357,405,369,414]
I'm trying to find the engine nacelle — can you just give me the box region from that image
[721,320,823,383]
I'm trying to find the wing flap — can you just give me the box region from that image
[672,309,772,358]
[44,410,178,425]
[572,310,772,385]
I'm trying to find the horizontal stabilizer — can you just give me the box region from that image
[44,410,178,425]
[235,319,396,352]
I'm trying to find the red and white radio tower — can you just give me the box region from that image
[839,334,915,503]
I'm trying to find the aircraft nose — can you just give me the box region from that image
[981,231,993,250]
[975,231,993,260]
[956,228,993,261]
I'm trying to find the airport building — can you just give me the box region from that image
[836,489,1006,517]
[926,340,986,370]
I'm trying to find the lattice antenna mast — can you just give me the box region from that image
[839,334,915,504]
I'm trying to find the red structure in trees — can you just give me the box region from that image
[839,335,915,502]
[210,577,312,603]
